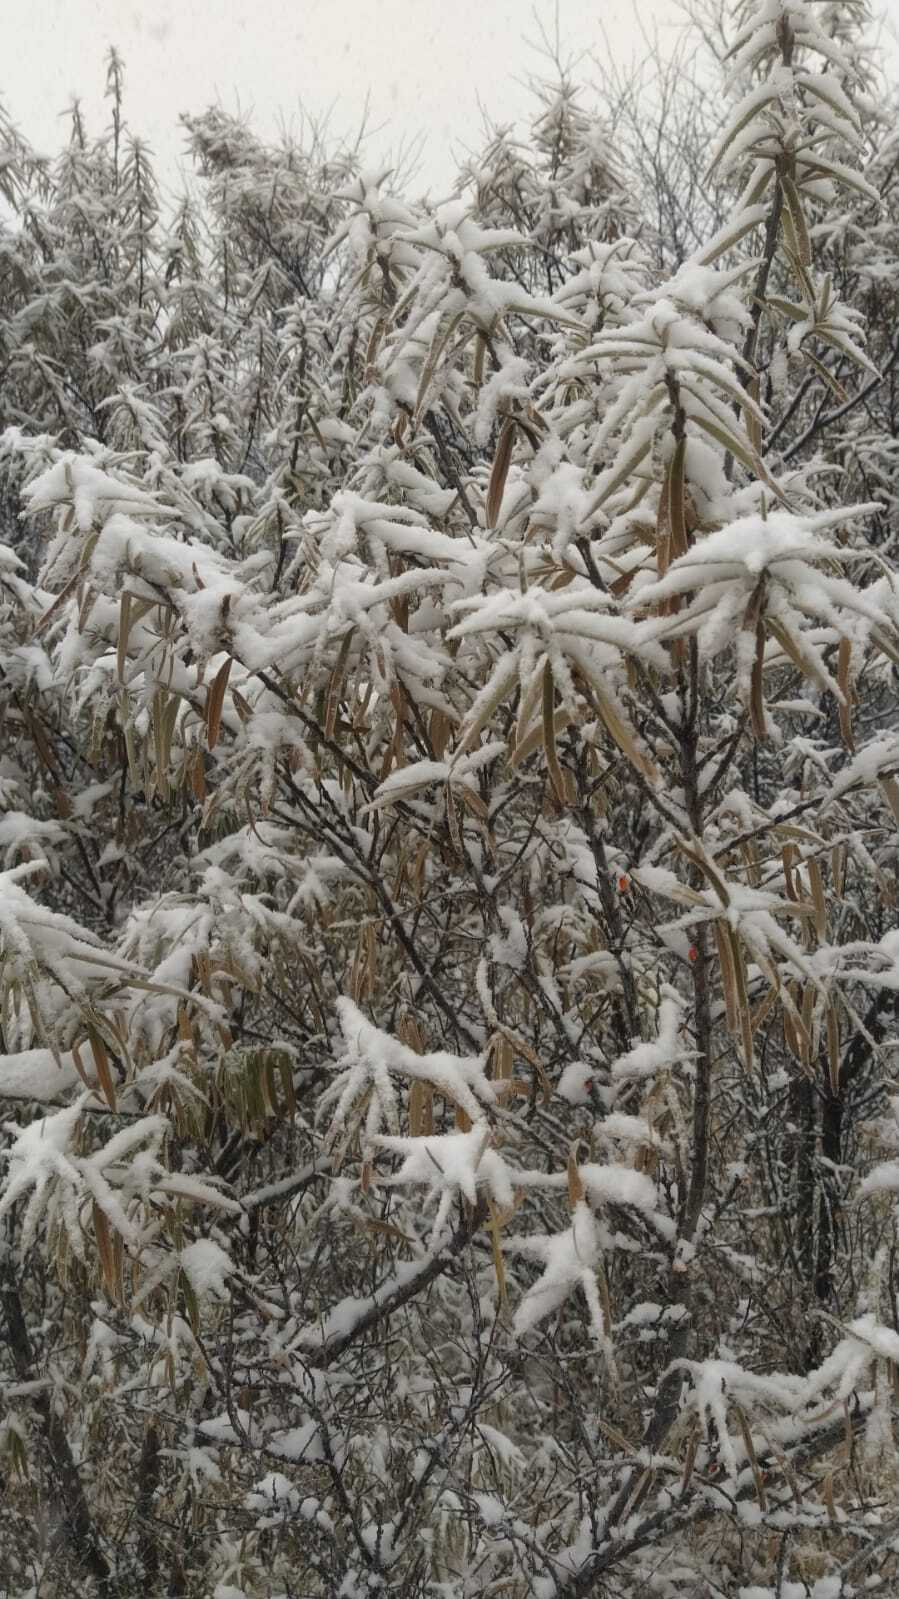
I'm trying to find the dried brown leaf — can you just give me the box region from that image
[206,657,233,751]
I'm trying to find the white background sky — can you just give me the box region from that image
[4,0,689,197]
[5,1,897,202]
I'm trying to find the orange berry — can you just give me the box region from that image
[617,875,630,892]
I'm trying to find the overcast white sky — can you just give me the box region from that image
[4,0,688,198]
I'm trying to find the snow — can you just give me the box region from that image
[475,1422,525,1472]
[557,1061,595,1106]
[580,1164,665,1223]
[860,1160,899,1197]
[180,1239,234,1300]
[509,1202,611,1346]
[0,16,895,1589]
[488,906,528,971]
[473,1491,506,1527]
[369,747,501,811]
[0,1048,85,1101]
[0,1102,82,1206]
[199,1409,261,1446]
[23,455,169,530]
[610,993,684,1083]
[325,996,496,1140]
[0,812,66,867]
[245,1472,300,1521]
[634,509,880,618]
[295,1257,431,1350]
[374,1124,514,1241]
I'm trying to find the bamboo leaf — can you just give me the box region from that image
[206,657,233,751]
[324,629,356,740]
[575,660,659,784]
[667,435,687,560]
[678,838,731,906]
[878,774,899,830]
[542,662,567,806]
[748,610,767,740]
[88,1026,117,1112]
[826,1002,841,1095]
[780,175,812,267]
[93,1202,122,1303]
[767,617,831,694]
[117,591,132,684]
[510,706,574,768]
[714,919,739,1037]
[733,1403,767,1510]
[455,652,520,757]
[487,1201,508,1303]
[727,925,754,1070]
[837,637,854,750]
[584,426,656,519]
[486,418,516,530]
[808,859,827,941]
[179,1268,201,1337]
[567,1145,584,1208]
[706,87,779,178]
[802,349,849,403]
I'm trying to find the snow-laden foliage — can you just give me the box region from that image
[2,8,899,1597]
